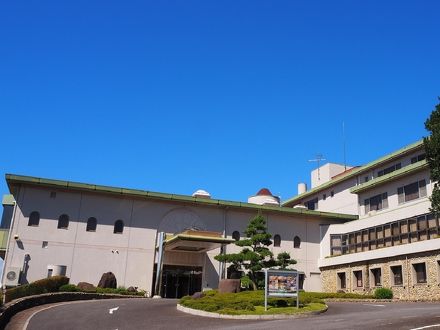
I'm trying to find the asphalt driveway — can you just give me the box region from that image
[11,298,440,330]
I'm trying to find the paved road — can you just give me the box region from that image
[22,298,440,330]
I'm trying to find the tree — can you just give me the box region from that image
[215,214,296,290]
[424,99,440,217]
[276,251,297,270]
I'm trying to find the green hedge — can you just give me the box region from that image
[5,276,70,303]
[179,290,377,313]
[58,284,79,292]
[374,288,393,299]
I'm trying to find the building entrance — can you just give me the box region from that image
[160,265,203,298]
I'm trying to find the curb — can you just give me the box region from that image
[176,304,328,320]
[0,291,145,329]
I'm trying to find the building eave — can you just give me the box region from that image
[282,139,424,207]
[5,174,358,221]
[350,160,428,194]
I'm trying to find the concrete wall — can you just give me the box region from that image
[4,184,341,293]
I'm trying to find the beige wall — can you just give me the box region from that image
[4,184,341,293]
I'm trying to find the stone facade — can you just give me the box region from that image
[321,249,440,300]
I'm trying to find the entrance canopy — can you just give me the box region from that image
[164,230,235,253]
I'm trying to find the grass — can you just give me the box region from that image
[180,290,328,315]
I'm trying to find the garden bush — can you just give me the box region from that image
[59,284,79,292]
[5,276,70,303]
[374,288,393,299]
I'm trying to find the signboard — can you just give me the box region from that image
[264,269,299,310]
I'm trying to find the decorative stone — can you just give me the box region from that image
[218,279,240,294]
[98,272,117,289]
[191,291,204,299]
[127,286,137,293]
[77,282,96,292]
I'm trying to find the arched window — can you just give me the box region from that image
[86,217,97,232]
[57,214,69,229]
[232,231,240,241]
[273,234,281,247]
[294,236,301,248]
[114,220,124,234]
[28,211,40,227]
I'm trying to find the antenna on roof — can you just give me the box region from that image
[308,154,326,181]
[343,121,347,171]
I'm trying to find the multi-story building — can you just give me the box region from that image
[0,176,355,297]
[283,140,439,300]
[0,139,437,300]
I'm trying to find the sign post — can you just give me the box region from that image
[264,269,299,311]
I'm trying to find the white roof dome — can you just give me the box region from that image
[192,189,211,199]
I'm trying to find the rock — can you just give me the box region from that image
[77,282,96,292]
[191,292,204,299]
[98,272,117,288]
[127,286,137,293]
[218,279,240,294]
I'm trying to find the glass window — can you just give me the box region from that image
[273,234,281,247]
[86,217,97,232]
[338,272,346,289]
[353,270,363,287]
[365,193,388,212]
[399,180,426,203]
[391,265,403,286]
[114,220,124,234]
[413,263,427,283]
[293,236,301,248]
[57,214,69,229]
[232,231,240,241]
[28,211,40,227]
[305,198,318,210]
[371,268,382,287]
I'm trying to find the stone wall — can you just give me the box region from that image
[321,249,440,300]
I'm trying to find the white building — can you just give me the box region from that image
[0,177,354,297]
[1,139,438,299]
[283,140,440,299]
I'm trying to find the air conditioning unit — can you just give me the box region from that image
[4,267,21,287]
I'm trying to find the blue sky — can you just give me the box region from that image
[0,0,439,203]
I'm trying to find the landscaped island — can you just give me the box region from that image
[179,290,380,316]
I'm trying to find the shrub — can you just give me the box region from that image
[374,288,393,299]
[59,284,79,292]
[5,276,70,303]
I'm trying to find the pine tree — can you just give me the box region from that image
[215,214,296,290]
[424,99,440,217]
[276,251,297,270]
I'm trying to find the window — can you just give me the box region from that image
[57,214,69,229]
[370,268,382,287]
[323,194,326,201]
[305,198,318,210]
[413,263,427,284]
[49,191,56,198]
[86,217,97,232]
[411,154,426,164]
[391,265,403,286]
[353,270,363,288]
[28,211,40,227]
[398,180,427,204]
[378,163,401,177]
[114,220,124,234]
[232,231,240,241]
[293,236,301,248]
[338,272,346,289]
[298,274,304,290]
[273,234,281,247]
[330,191,334,197]
[364,193,388,213]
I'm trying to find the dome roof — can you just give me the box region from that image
[192,189,211,198]
[256,188,273,196]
